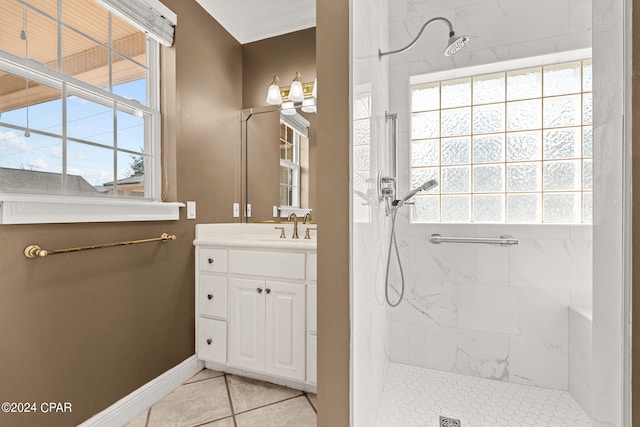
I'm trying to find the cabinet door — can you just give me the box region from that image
[229,278,265,371]
[265,281,306,381]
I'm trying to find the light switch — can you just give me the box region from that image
[273,205,279,217]
[187,201,196,219]
[233,203,240,218]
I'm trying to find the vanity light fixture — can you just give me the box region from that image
[288,72,305,102]
[266,75,283,105]
[281,101,296,115]
[301,78,317,113]
[264,73,317,114]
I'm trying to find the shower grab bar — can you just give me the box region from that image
[24,233,177,259]
[429,233,518,246]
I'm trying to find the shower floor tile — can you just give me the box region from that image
[376,362,591,427]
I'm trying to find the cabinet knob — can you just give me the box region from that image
[208,258,214,264]
[256,288,263,294]
[266,288,271,294]
[207,294,213,300]
[206,338,212,345]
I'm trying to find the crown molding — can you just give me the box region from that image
[195,0,315,44]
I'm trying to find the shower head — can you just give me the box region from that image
[378,17,469,61]
[443,33,470,56]
[394,179,438,208]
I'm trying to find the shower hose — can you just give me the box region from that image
[385,207,405,307]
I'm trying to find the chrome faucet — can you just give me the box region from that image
[303,212,312,224]
[288,213,299,239]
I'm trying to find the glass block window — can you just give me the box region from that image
[410,59,592,223]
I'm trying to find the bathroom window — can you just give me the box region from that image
[410,59,592,223]
[279,121,301,207]
[0,0,173,222]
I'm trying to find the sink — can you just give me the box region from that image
[193,224,317,250]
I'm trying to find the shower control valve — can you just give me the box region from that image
[377,171,397,203]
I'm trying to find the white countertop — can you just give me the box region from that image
[194,223,317,251]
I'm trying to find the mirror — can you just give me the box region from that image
[242,105,317,223]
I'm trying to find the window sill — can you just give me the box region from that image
[0,194,184,225]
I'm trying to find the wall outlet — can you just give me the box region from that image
[273,205,279,217]
[186,201,196,219]
[232,203,240,218]
[246,204,252,217]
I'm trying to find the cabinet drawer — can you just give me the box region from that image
[229,250,305,280]
[307,334,317,385]
[199,275,227,318]
[199,248,227,273]
[307,285,317,334]
[198,318,227,363]
[307,253,317,282]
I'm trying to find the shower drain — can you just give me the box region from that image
[439,415,461,427]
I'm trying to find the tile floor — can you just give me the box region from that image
[125,369,317,427]
[376,362,591,427]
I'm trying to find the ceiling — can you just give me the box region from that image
[194,0,315,44]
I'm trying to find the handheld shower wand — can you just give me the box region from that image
[385,179,439,307]
[393,179,438,209]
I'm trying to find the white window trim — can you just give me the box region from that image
[0,5,181,224]
[410,48,592,85]
[279,116,306,209]
[0,193,183,224]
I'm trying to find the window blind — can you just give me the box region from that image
[96,0,176,46]
[282,113,310,137]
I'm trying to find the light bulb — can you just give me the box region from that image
[289,72,304,103]
[281,101,296,115]
[301,98,316,113]
[265,76,282,105]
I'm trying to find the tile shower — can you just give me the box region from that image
[390,224,591,391]
[352,0,629,426]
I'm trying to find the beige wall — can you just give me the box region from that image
[0,1,242,425]
[242,29,317,222]
[316,0,350,425]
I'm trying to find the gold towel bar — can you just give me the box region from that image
[24,233,177,259]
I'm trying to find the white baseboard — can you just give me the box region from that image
[79,355,203,427]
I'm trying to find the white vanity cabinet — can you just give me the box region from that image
[228,278,305,381]
[194,227,316,391]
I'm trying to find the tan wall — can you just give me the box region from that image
[0,1,242,425]
[316,0,350,425]
[242,29,318,222]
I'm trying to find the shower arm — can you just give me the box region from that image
[378,17,454,61]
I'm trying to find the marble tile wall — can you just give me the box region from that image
[389,223,592,391]
[351,0,391,426]
[569,306,593,416]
